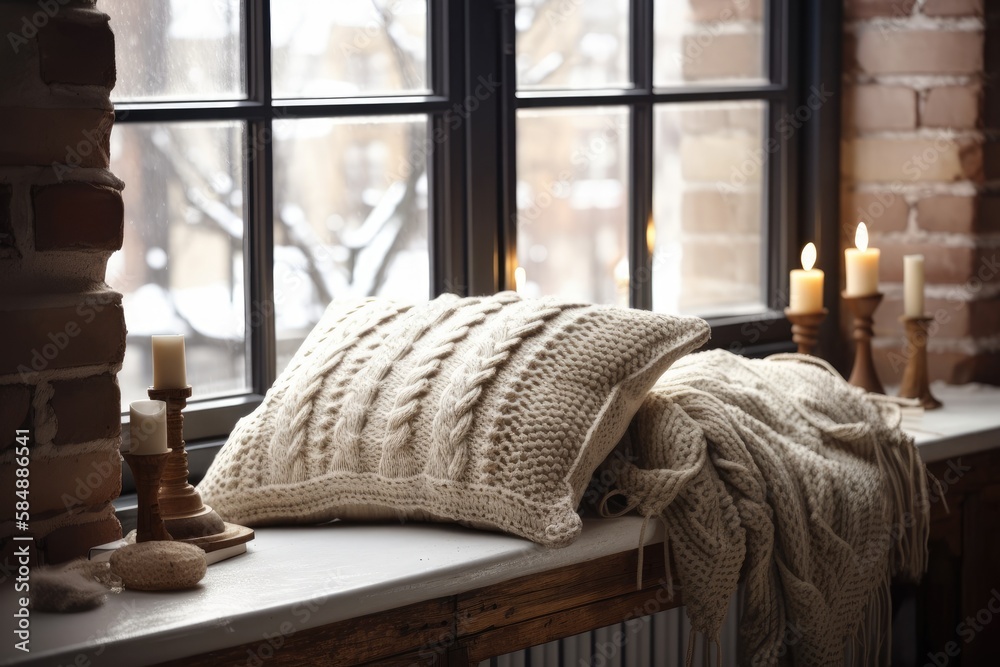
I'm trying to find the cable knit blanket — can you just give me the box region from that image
[596,350,931,666]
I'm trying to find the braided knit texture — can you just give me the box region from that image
[597,350,931,666]
[198,292,710,547]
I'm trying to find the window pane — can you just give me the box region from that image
[652,102,766,316]
[516,0,630,91]
[654,0,767,88]
[273,116,430,371]
[271,0,429,98]
[104,0,243,102]
[108,122,248,409]
[516,108,629,305]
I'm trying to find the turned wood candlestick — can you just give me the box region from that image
[146,385,255,554]
[147,386,226,540]
[123,453,171,542]
[784,308,828,356]
[843,292,885,394]
[899,316,942,410]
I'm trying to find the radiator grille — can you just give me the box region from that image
[481,596,739,667]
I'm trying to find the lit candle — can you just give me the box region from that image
[151,334,187,389]
[129,400,168,455]
[514,267,527,294]
[789,242,824,313]
[845,222,880,296]
[904,254,925,318]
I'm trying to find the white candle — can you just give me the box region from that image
[789,243,824,313]
[845,222,880,296]
[904,254,925,318]
[514,267,527,294]
[151,335,187,389]
[129,400,168,455]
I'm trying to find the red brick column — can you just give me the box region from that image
[842,0,999,385]
[0,0,125,565]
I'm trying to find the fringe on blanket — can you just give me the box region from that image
[769,354,935,581]
[596,352,936,667]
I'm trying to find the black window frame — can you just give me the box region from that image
[114,0,842,488]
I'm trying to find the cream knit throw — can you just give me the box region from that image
[599,350,931,666]
[198,292,710,547]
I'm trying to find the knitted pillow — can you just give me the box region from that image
[198,292,709,546]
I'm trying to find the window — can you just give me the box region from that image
[108,0,839,471]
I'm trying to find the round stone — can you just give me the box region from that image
[110,541,207,591]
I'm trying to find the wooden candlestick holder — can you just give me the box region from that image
[147,386,254,552]
[123,453,171,542]
[899,316,942,410]
[784,308,828,356]
[843,292,885,395]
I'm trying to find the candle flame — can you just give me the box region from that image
[801,242,817,271]
[514,266,526,293]
[855,222,869,253]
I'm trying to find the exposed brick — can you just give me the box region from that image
[846,0,916,20]
[680,134,761,182]
[0,184,12,251]
[681,189,761,234]
[923,0,983,17]
[967,297,1000,338]
[845,85,917,132]
[50,375,120,445]
[873,295,1000,340]
[681,32,763,81]
[872,296,904,339]
[976,247,1000,284]
[878,242,979,284]
[916,196,976,233]
[845,191,909,233]
[842,138,980,182]
[37,15,115,88]
[923,85,981,129]
[32,182,123,251]
[687,0,763,22]
[40,512,121,564]
[0,385,31,450]
[872,348,1000,386]
[679,105,762,135]
[0,448,121,518]
[929,351,1000,385]
[0,107,112,168]
[856,29,984,75]
[0,299,126,378]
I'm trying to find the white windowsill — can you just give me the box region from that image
[904,383,1000,463]
[5,384,999,666]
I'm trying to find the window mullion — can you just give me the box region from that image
[245,0,276,393]
[464,0,508,295]
[430,0,468,296]
[628,0,654,309]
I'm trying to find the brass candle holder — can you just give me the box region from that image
[123,452,171,542]
[147,385,254,553]
[784,308,828,356]
[899,316,942,410]
[843,292,885,394]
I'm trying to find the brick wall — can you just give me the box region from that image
[842,0,1000,385]
[0,0,125,565]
